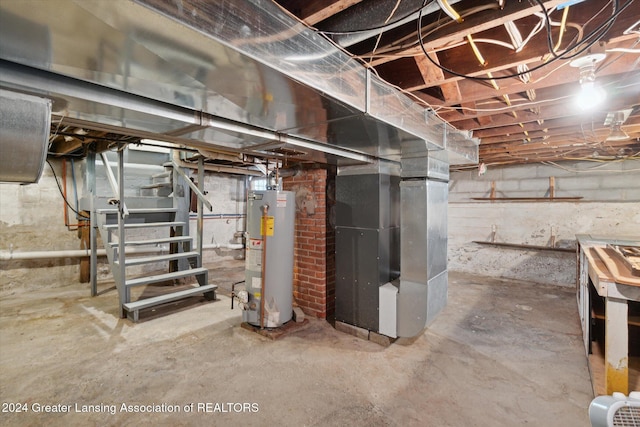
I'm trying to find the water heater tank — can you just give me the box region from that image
[244,190,295,327]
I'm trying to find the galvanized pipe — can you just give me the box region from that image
[88,150,98,297]
[117,147,128,316]
[197,156,204,266]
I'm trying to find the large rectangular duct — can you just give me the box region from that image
[396,150,449,337]
[0,0,478,165]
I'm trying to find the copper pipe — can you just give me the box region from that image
[61,159,87,228]
[62,159,69,226]
[260,203,270,329]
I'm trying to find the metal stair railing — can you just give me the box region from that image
[171,156,212,267]
[89,148,217,320]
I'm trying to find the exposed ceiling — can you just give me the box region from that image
[274,0,640,165]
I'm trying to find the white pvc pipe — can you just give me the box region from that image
[202,243,244,250]
[0,243,244,261]
[0,246,168,261]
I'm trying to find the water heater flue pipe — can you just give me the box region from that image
[267,166,300,189]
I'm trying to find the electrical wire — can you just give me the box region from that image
[46,159,89,219]
[416,0,634,81]
[542,159,640,172]
[316,1,435,35]
[372,3,499,57]
[368,0,403,63]
[540,0,622,61]
[435,95,573,113]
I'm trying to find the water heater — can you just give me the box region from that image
[242,190,295,327]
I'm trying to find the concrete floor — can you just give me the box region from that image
[0,262,593,426]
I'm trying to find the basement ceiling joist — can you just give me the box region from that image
[276,0,640,165]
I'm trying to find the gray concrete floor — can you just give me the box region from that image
[0,262,593,426]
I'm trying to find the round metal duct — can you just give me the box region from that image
[0,89,51,183]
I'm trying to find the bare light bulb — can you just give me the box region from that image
[575,81,606,110]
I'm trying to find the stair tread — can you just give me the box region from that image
[97,207,177,214]
[140,182,172,189]
[151,171,172,179]
[103,221,185,230]
[123,284,217,312]
[109,236,193,246]
[116,251,199,266]
[125,267,208,288]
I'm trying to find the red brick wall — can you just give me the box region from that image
[283,168,335,318]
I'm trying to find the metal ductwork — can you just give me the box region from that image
[0,89,51,183]
[0,0,477,165]
[0,0,477,338]
[336,149,449,339]
[396,150,449,337]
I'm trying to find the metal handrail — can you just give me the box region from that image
[99,152,129,217]
[170,158,212,211]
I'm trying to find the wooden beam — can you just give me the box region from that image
[298,0,365,25]
[378,6,640,92]
[49,137,84,156]
[414,52,461,103]
[368,0,568,67]
[479,117,640,145]
[429,43,640,108]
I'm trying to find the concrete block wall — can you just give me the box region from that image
[0,157,248,294]
[283,168,335,318]
[448,159,640,286]
[0,159,106,294]
[450,159,640,202]
[193,172,246,264]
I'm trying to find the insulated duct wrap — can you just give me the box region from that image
[0,90,51,183]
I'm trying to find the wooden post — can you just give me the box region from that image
[490,181,496,199]
[605,296,629,394]
[549,176,555,199]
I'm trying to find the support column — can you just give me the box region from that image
[605,296,628,394]
[88,150,98,297]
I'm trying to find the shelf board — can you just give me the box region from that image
[473,240,576,252]
[471,197,583,202]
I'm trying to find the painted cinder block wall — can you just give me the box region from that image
[0,160,95,294]
[0,157,247,293]
[283,168,336,318]
[448,159,640,286]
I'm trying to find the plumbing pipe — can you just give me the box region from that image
[62,158,69,226]
[172,152,264,177]
[1,242,244,261]
[70,158,80,215]
[60,158,87,229]
[260,203,269,329]
[0,246,168,261]
[202,243,244,250]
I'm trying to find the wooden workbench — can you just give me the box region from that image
[576,235,640,396]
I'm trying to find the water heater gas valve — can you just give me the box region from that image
[231,283,250,310]
[236,290,249,305]
[231,290,250,310]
